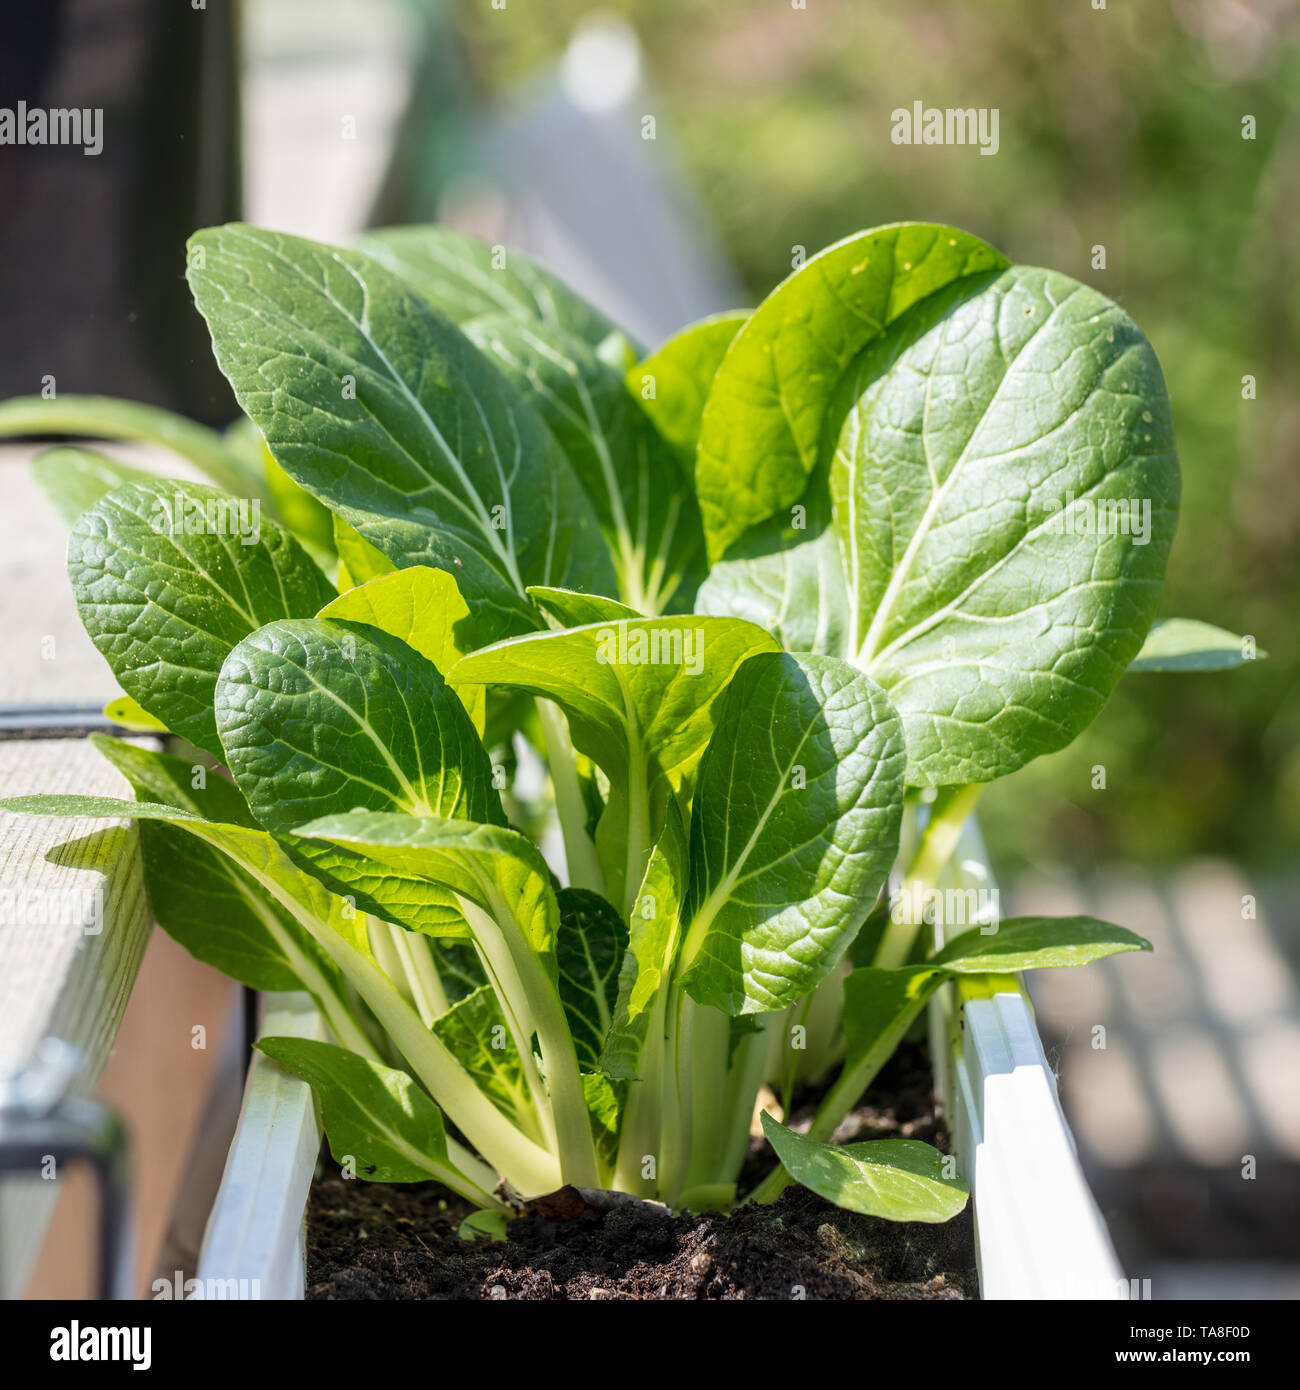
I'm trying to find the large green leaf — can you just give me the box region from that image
[697,224,1008,561]
[835,265,1179,785]
[317,566,485,731]
[215,617,500,835]
[760,1115,968,1224]
[256,1037,466,1187]
[356,224,618,348]
[293,807,601,1185]
[628,311,747,462]
[450,616,780,913]
[358,226,697,613]
[464,313,706,615]
[555,888,628,1070]
[679,654,906,1015]
[0,792,561,1190]
[292,810,558,961]
[697,516,849,656]
[186,223,615,644]
[215,617,501,934]
[69,478,336,760]
[1127,618,1264,672]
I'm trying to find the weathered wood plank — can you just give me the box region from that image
[0,451,117,708]
[0,738,154,1297]
[0,441,219,1294]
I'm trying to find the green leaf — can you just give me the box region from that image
[86,735,320,992]
[1127,618,1265,672]
[318,566,485,732]
[0,793,559,1193]
[432,985,531,1126]
[628,311,747,461]
[837,264,1180,785]
[697,517,850,656]
[186,223,615,643]
[318,565,474,668]
[215,617,501,835]
[256,1037,459,1184]
[527,585,643,628]
[556,888,629,1069]
[294,810,559,961]
[333,514,396,588]
[815,916,1154,1156]
[458,1209,509,1242]
[69,478,337,760]
[760,1114,968,1223]
[931,915,1152,973]
[0,793,373,985]
[263,450,337,556]
[841,965,943,1073]
[679,653,906,1014]
[599,799,689,1080]
[464,313,706,615]
[89,733,256,827]
[293,807,602,1186]
[427,939,489,1004]
[215,617,501,935]
[355,226,698,614]
[103,695,168,734]
[356,224,618,348]
[450,616,780,913]
[582,1070,623,1173]
[0,394,258,496]
[30,447,155,528]
[697,224,1008,561]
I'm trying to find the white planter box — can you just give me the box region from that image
[198,817,1128,1301]
[196,994,326,1300]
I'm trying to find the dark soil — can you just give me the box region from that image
[306,1043,977,1300]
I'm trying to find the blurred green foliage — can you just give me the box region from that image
[454,0,1298,871]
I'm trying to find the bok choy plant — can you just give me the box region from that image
[0,221,1258,1224]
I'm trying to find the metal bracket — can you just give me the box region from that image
[0,703,156,742]
[0,1038,134,1299]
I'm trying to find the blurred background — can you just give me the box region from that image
[0,0,1296,1298]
